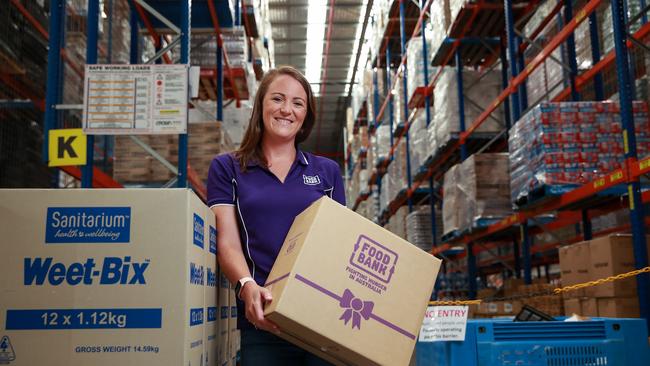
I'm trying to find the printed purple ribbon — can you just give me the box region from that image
[264,272,416,339]
[338,289,374,329]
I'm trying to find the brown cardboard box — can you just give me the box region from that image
[559,241,591,298]
[597,297,640,318]
[263,197,441,366]
[580,298,598,317]
[477,288,498,299]
[503,278,525,297]
[474,301,522,316]
[586,235,637,298]
[564,298,581,316]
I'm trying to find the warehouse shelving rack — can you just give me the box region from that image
[345,0,650,329]
[346,0,532,292]
[37,0,258,200]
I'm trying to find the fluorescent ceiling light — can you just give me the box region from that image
[305,0,327,95]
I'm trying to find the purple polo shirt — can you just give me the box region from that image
[207,149,345,329]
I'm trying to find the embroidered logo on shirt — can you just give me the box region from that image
[303,174,321,186]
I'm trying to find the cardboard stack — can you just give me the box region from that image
[442,153,512,235]
[559,234,650,318]
[473,301,523,318]
[518,283,564,316]
[263,197,441,366]
[0,189,228,365]
[114,121,235,184]
[509,102,650,205]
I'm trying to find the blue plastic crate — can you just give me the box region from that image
[416,318,649,366]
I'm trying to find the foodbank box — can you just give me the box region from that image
[263,197,442,366]
[0,189,208,366]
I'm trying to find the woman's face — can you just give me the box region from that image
[262,74,308,143]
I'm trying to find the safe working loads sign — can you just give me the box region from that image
[82,64,188,135]
[48,128,87,167]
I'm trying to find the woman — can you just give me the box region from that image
[207,66,345,365]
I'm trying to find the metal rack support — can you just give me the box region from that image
[611,0,650,329]
[82,0,100,188]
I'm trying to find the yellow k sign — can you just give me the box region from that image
[48,128,87,167]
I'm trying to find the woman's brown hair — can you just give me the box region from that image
[234,66,316,170]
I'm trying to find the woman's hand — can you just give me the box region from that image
[241,282,280,334]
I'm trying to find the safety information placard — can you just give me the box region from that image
[419,306,468,342]
[82,64,188,135]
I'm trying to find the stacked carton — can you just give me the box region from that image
[408,109,433,178]
[442,153,511,236]
[114,122,235,184]
[406,205,443,253]
[0,189,229,365]
[432,67,503,149]
[518,283,564,316]
[509,102,650,205]
[406,36,437,100]
[560,234,650,318]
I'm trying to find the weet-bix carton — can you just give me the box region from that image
[263,196,442,366]
[204,205,219,366]
[0,189,211,366]
[218,270,232,365]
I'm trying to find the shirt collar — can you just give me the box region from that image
[246,149,309,167]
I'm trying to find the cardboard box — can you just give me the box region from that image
[563,298,582,316]
[218,270,231,365]
[0,189,213,365]
[205,222,219,366]
[228,287,240,360]
[559,241,591,298]
[263,197,441,366]
[597,297,640,318]
[580,298,599,317]
[586,234,638,298]
[502,278,525,297]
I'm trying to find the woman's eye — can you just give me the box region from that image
[272,97,282,102]
[294,103,304,108]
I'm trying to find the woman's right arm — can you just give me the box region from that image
[212,205,279,333]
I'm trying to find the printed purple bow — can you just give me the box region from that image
[339,288,374,329]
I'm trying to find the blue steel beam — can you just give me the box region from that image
[82,0,100,188]
[217,44,224,121]
[611,0,650,330]
[177,0,191,188]
[522,225,532,284]
[467,242,477,299]
[506,0,529,283]
[564,0,581,101]
[513,234,521,278]
[456,50,468,160]
[386,46,395,153]
[500,40,513,131]
[43,0,63,164]
[588,12,605,100]
[373,67,379,129]
[421,0,437,249]
[504,0,521,122]
[130,2,139,64]
[516,37,528,111]
[399,0,413,212]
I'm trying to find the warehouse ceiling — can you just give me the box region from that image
[268,0,366,164]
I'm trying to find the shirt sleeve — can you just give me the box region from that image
[207,154,236,207]
[332,171,346,206]
[323,158,346,206]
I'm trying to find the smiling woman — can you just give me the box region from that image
[207,66,345,365]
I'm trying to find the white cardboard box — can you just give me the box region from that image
[0,189,215,366]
